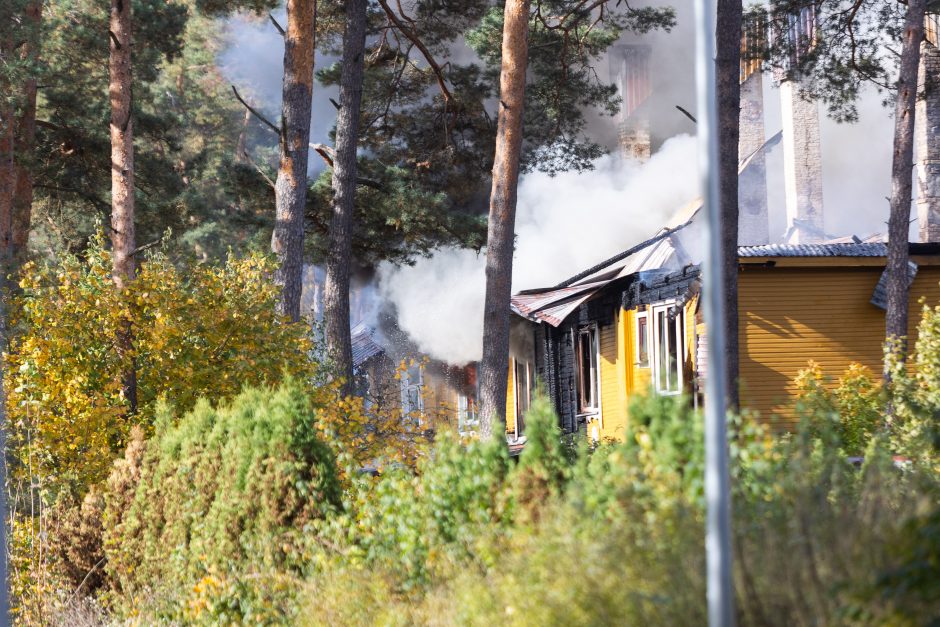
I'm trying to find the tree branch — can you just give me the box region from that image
[232,87,384,191]
[376,0,453,106]
[231,85,280,134]
[269,13,286,36]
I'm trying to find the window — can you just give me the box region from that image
[456,364,479,434]
[457,394,478,433]
[635,311,650,367]
[513,359,532,438]
[652,303,685,395]
[575,325,600,413]
[400,362,425,420]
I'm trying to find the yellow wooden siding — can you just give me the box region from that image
[629,305,653,398]
[505,359,516,434]
[738,265,940,430]
[597,316,628,441]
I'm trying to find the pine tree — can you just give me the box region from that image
[717,0,743,410]
[478,0,531,438]
[767,0,929,369]
[272,0,317,321]
[886,0,926,371]
[109,0,138,410]
[323,0,367,394]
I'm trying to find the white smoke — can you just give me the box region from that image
[377,134,699,364]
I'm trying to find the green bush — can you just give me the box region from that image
[102,380,342,623]
[301,383,940,626]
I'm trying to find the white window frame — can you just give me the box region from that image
[400,363,425,423]
[574,324,601,416]
[651,301,685,396]
[457,392,478,434]
[635,310,650,368]
[512,358,532,440]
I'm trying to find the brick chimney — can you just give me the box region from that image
[612,45,652,161]
[916,15,940,242]
[778,5,824,244]
[739,14,770,246]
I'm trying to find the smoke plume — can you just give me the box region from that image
[377,135,699,364]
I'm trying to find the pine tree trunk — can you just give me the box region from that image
[478,0,530,440]
[12,0,41,256]
[885,0,925,377]
[324,0,367,396]
[110,0,137,411]
[716,0,742,411]
[0,22,13,256]
[272,0,317,322]
[0,101,12,258]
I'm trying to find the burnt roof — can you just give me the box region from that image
[351,324,385,367]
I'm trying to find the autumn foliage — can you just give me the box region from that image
[6,233,319,488]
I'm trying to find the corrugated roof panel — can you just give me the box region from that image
[351,324,385,366]
[511,281,607,327]
[738,243,888,258]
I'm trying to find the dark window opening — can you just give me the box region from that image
[576,326,599,413]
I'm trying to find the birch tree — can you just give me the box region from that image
[324,0,367,393]
[272,0,317,321]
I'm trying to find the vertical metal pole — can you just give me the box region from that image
[692,0,735,625]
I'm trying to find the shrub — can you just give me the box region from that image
[6,232,319,490]
[795,361,882,456]
[102,380,342,623]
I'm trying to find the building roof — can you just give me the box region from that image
[739,242,940,258]
[738,242,892,258]
[351,323,385,367]
[510,229,689,326]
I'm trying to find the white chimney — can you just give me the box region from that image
[779,5,824,244]
[612,44,652,161]
[916,15,940,242]
[739,15,770,246]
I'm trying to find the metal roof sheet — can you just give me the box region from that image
[511,280,608,326]
[737,242,889,258]
[511,236,683,327]
[351,323,385,366]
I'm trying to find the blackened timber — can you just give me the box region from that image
[622,265,702,310]
[553,223,692,289]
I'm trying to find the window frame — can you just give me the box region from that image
[457,393,478,434]
[512,358,532,439]
[635,310,650,368]
[400,363,425,422]
[651,301,685,396]
[574,324,601,415]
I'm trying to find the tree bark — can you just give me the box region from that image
[12,0,41,256]
[272,0,317,322]
[110,0,137,411]
[478,0,530,440]
[324,0,367,396]
[716,0,742,411]
[885,0,925,377]
[0,101,13,259]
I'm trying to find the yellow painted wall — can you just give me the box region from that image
[505,359,516,435]
[738,264,940,430]
[503,297,695,444]
[595,314,628,441]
